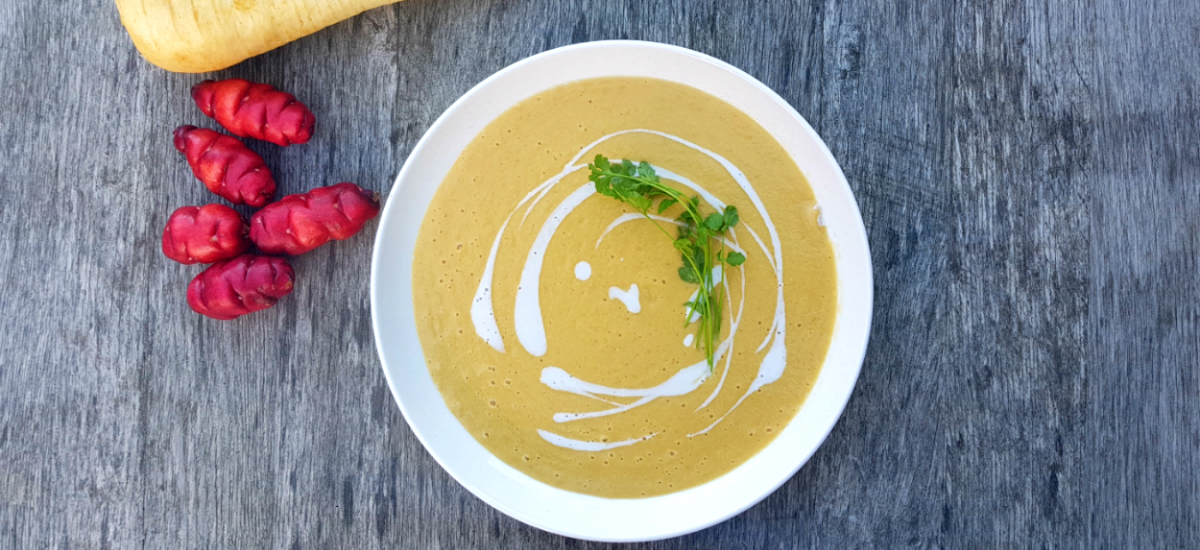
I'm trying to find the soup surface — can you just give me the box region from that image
[412,77,836,498]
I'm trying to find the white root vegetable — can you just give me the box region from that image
[115,0,402,73]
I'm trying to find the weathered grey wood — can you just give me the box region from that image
[1,0,1197,548]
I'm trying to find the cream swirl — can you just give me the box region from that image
[468,129,786,450]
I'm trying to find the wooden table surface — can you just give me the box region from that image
[2,0,1198,548]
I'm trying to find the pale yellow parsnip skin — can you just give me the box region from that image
[115,0,400,73]
[413,78,838,498]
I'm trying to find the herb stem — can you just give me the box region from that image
[588,155,746,373]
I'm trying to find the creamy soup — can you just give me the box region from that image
[412,77,836,498]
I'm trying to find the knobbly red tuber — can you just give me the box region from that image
[192,79,315,147]
[162,204,250,264]
[187,254,295,320]
[174,125,276,207]
[250,182,380,255]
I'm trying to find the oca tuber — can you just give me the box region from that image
[174,125,276,207]
[250,183,380,255]
[187,254,295,320]
[162,204,250,264]
[192,79,315,147]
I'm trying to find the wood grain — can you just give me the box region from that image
[0,0,1196,547]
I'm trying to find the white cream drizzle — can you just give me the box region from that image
[513,184,595,357]
[537,429,656,451]
[574,261,591,281]
[608,284,640,313]
[541,357,717,423]
[683,334,694,347]
[470,216,511,353]
[470,163,589,352]
[467,129,788,452]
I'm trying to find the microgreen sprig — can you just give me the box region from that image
[587,155,745,373]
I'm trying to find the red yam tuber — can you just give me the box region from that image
[162,204,250,264]
[250,183,380,255]
[187,254,294,320]
[174,125,276,207]
[192,79,315,147]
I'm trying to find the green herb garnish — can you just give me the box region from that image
[587,155,745,373]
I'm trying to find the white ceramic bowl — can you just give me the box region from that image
[371,40,872,542]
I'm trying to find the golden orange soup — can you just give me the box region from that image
[412,77,836,498]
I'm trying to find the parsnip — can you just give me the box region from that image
[115,0,401,73]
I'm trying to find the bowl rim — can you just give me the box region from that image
[370,39,873,542]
